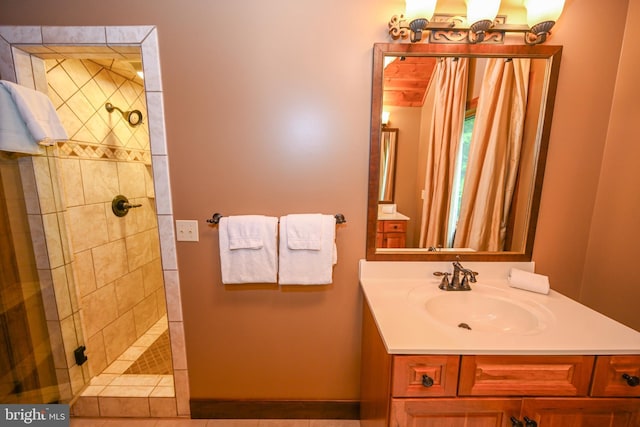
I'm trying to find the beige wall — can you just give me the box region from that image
[0,0,636,402]
[580,0,640,330]
[44,58,167,377]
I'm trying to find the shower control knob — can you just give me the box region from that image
[112,195,142,217]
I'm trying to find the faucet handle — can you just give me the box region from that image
[433,272,450,290]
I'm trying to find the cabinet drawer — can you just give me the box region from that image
[459,355,595,397]
[392,355,459,397]
[591,355,640,397]
[382,221,406,233]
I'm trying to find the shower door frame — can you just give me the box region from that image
[0,25,189,417]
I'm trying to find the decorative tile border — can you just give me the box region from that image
[56,141,151,164]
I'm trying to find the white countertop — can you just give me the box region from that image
[360,260,640,355]
[377,212,410,221]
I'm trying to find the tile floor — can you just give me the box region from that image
[70,419,361,427]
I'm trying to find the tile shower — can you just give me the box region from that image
[0,25,189,418]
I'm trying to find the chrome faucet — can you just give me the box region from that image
[434,259,477,291]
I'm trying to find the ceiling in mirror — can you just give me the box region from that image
[367,43,562,262]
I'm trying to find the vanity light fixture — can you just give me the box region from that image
[388,0,565,45]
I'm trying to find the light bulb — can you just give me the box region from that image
[525,0,565,26]
[466,0,500,24]
[405,0,437,21]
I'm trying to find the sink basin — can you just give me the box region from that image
[420,289,553,335]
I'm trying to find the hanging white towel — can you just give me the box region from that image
[278,214,337,285]
[286,213,323,250]
[0,84,43,154]
[219,215,278,284]
[0,80,68,147]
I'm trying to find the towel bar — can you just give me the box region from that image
[206,213,346,225]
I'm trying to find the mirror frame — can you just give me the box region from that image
[366,43,562,262]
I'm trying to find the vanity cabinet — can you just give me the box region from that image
[361,303,640,427]
[377,220,407,248]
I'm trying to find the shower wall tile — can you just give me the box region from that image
[91,238,128,287]
[86,332,107,377]
[42,26,107,45]
[32,57,48,93]
[32,156,55,214]
[126,229,157,271]
[98,396,150,418]
[105,26,153,44]
[59,158,84,206]
[66,204,109,252]
[133,294,159,338]
[81,160,119,204]
[81,284,118,338]
[163,271,183,322]
[157,215,177,270]
[0,26,42,44]
[0,36,16,82]
[151,155,172,215]
[60,314,79,367]
[168,321,187,370]
[105,202,137,240]
[103,310,136,363]
[114,268,145,315]
[149,397,177,417]
[13,47,35,87]
[73,249,96,298]
[47,63,79,101]
[117,161,146,197]
[155,288,167,317]
[142,258,164,296]
[27,214,49,270]
[42,213,64,267]
[51,265,72,319]
[38,269,59,321]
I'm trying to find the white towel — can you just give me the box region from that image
[0,80,68,146]
[278,214,337,285]
[508,268,550,294]
[0,84,43,154]
[219,215,278,284]
[286,213,323,250]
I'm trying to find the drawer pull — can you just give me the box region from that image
[523,417,537,427]
[421,374,434,387]
[622,373,640,387]
[510,416,523,427]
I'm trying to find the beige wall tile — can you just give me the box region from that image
[80,160,118,204]
[115,268,145,315]
[133,294,159,337]
[103,309,136,363]
[105,200,137,241]
[169,321,187,370]
[32,156,55,214]
[163,270,182,322]
[51,265,72,319]
[142,258,163,296]
[42,213,64,268]
[66,204,109,252]
[71,396,100,417]
[73,249,96,298]
[118,161,146,198]
[173,369,190,416]
[126,229,154,271]
[81,284,117,338]
[91,238,128,287]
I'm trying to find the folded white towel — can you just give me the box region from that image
[0,84,43,154]
[278,214,337,285]
[218,215,278,284]
[0,80,68,146]
[508,268,550,294]
[227,215,267,250]
[286,213,323,250]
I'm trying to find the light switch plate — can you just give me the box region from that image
[176,220,199,242]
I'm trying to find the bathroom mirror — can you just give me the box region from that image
[366,43,562,261]
[379,128,398,203]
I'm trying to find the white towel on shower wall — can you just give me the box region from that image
[0,80,68,146]
[218,215,278,284]
[0,84,44,154]
[278,214,337,285]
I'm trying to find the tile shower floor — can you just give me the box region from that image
[80,316,174,399]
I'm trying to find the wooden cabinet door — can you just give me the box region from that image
[391,398,522,427]
[521,398,640,427]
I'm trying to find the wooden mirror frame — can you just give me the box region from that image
[366,43,562,262]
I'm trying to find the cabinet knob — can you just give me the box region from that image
[523,416,537,427]
[510,416,524,427]
[622,373,640,387]
[421,374,434,387]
